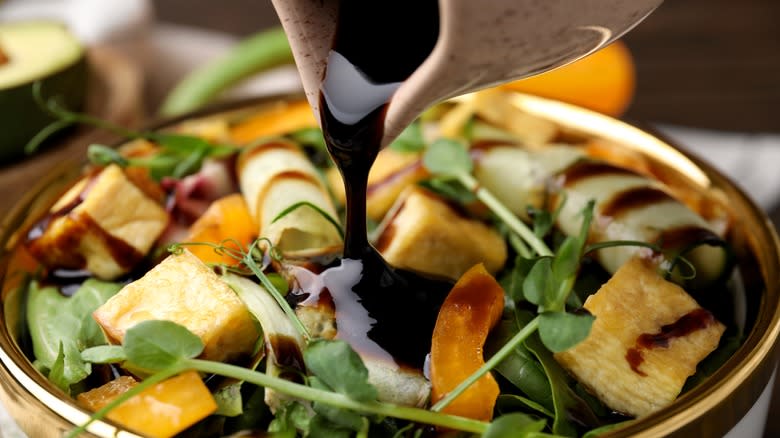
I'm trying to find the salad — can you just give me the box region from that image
[3,88,740,437]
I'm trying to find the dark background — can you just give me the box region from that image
[155,0,780,435]
[155,0,780,133]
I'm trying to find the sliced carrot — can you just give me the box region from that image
[183,193,257,265]
[77,371,217,438]
[230,100,318,145]
[430,263,504,421]
[77,375,139,411]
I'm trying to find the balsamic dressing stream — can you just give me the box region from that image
[316,0,450,369]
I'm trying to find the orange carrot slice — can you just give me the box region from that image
[430,263,504,421]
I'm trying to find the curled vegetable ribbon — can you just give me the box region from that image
[430,263,504,421]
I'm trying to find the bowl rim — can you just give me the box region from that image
[0,91,778,437]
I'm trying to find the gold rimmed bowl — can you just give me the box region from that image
[0,92,777,437]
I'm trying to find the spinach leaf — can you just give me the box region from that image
[80,345,126,364]
[49,342,90,394]
[496,394,554,419]
[486,320,553,411]
[482,412,546,438]
[524,329,601,436]
[26,280,121,393]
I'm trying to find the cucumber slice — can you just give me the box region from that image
[0,21,87,161]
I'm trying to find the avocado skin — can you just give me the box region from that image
[0,54,88,162]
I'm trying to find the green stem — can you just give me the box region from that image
[431,316,540,412]
[185,358,488,434]
[458,173,552,257]
[24,118,73,154]
[66,364,187,437]
[160,27,294,117]
[508,231,532,259]
[242,242,311,341]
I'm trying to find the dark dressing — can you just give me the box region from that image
[625,308,716,376]
[560,161,636,188]
[313,0,451,369]
[600,186,674,218]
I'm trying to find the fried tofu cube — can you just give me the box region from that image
[375,187,507,280]
[28,164,169,279]
[93,250,259,363]
[554,257,725,417]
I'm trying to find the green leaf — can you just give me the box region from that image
[213,382,244,417]
[389,121,425,153]
[150,133,218,154]
[81,345,126,364]
[552,236,582,286]
[87,144,129,167]
[523,257,553,307]
[582,420,634,438]
[538,312,595,353]
[530,207,554,239]
[224,385,273,433]
[486,320,553,412]
[171,144,209,179]
[70,280,124,348]
[123,320,204,370]
[417,177,476,204]
[507,257,538,304]
[308,414,353,438]
[266,273,290,296]
[303,339,378,402]
[268,400,311,437]
[422,138,473,176]
[482,413,546,438]
[525,333,601,435]
[310,377,366,431]
[496,394,554,419]
[26,280,121,390]
[290,127,327,151]
[49,342,91,395]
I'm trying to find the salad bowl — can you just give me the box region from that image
[0,91,777,437]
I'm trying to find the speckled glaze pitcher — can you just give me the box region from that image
[271,0,663,146]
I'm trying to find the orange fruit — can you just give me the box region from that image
[78,372,217,438]
[184,194,257,266]
[501,41,635,117]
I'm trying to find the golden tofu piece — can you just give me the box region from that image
[376,187,507,280]
[554,257,725,417]
[327,147,426,221]
[28,164,169,280]
[93,250,259,363]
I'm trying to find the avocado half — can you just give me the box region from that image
[0,21,88,162]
